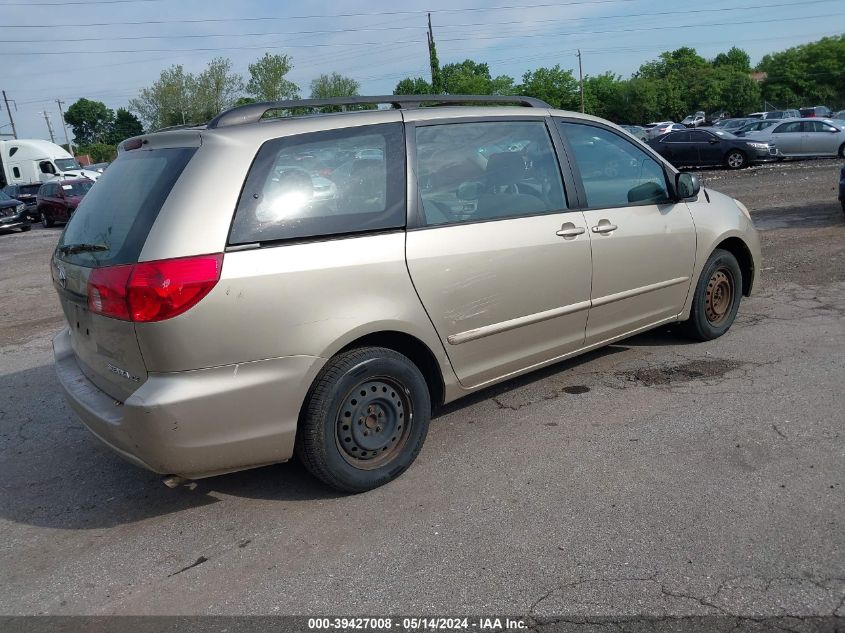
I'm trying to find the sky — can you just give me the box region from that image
[1,0,843,142]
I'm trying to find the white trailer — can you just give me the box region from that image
[0,139,100,187]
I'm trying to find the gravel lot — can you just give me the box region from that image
[0,158,843,630]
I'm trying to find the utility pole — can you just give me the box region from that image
[576,49,585,114]
[2,90,17,139]
[426,13,438,92]
[56,99,73,155]
[40,110,56,143]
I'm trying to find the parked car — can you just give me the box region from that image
[681,111,706,128]
[36,177,94,227]
[619,124,648,142]
[707,110,730,125]
[648,128,778,169]
[799,106,832,118]
[51,94,761,493]
[85,162,110,174]
[833,110,845,121]
[743,118,845,158]
[734,119,780,137]
[1,182,40,220]
[764,110,800,120]
[711,118,752,132]
[746,112,767,119]
[839,163,845,214]
[647,122,686,138]
[0,189,31,232]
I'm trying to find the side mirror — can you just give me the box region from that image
[675,172,700,199]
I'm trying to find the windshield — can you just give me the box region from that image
[61,181,94,197]
[55,158,82,171]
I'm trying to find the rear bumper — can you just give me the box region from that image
[53,328,325,478]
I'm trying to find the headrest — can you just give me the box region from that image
[485,152,525,186]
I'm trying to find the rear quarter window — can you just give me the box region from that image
[58,147,195,267]
[229,122,405,245]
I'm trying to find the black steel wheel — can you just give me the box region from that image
[296,346,431,493]
[683,249,743,341]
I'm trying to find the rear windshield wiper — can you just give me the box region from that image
[58,243,109,255]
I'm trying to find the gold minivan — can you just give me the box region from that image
[51,96,760,492]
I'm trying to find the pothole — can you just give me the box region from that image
[617,359,745,386]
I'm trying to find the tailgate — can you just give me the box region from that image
[52,256,147,402]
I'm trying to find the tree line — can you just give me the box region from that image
[61,34,844,159]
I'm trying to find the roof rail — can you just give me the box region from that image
[206,94,551,129]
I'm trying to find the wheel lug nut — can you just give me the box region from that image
[363,431,369,436]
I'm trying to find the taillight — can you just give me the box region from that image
[87,254,223,322]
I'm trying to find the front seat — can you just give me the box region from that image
[476,152,546,219]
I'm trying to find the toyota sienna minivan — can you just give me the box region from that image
[52,95,760,492]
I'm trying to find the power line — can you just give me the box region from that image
[3,0,161,4]
[2,12,840,57]
[0,0,642,29]
[1,0,835,44]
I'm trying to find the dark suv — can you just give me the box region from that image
[37,178,94,227]
[2,183,42,221]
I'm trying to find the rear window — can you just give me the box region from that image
[229,122,405,245]
[58,147,195,267]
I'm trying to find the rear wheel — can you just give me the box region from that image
[683,249,743,341]
[725,150,746,170]
[296,347,431,493]
[40,210,54,228]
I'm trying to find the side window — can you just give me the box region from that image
[39,161,56,175]
[664,131,689,142]
[689,131,712,142]
[774,122,801,133]
[557,121,670,208]
[230,122,405,245]
[414,120,567,226]
[12,167,20,179]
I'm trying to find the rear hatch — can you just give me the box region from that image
[52,144,197,402]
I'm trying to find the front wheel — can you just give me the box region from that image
[40,210,54,228]
[296,347,431,493]
[683,249,743,341]
[725,150,747,170]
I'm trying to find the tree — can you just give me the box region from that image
[429,39,443,93]
[194,57,244,120]
[79,143,117,163]
[129,64,197,130]
[519,65,579,110]
[310,72,360,99]
[759,35,845,109]
[441,60,493,94]
[583,72,623,120]
[394,77,432,95]
[712,47,751,72]
[107,108,143,145]
[64,98,114,146]
[246,53,300,102]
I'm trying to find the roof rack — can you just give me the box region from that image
[206,94,551,129]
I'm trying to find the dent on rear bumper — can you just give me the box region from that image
[53,328,325,478]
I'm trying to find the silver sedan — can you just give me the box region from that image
[744,118,845,158]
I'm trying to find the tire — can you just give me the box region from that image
[683,249,743,341]
[841,199,845,215]
[838,143,845,159]
[725,150,747,170]
[20,225,31,232]
[296,346,431,493]
[40,210,54,228]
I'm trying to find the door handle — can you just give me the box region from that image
[556,224,586,238]
[591,221,618,234]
